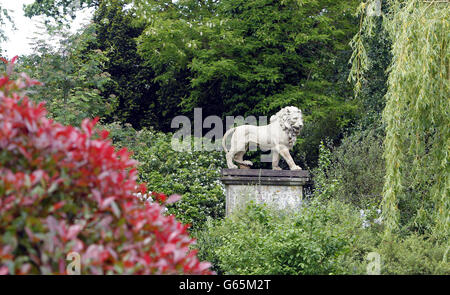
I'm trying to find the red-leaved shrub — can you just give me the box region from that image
[0,57,212,274]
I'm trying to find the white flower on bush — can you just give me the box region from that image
[360,209,366,218]
[134,191,152,202]
[359,207,383,228]
[362,220,370,228]
[374,216,383,225]
[133,190,169,212]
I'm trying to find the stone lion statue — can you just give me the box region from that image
[222,106,303,170]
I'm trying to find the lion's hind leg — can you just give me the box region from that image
[226,134,247,169]
[226,151,238,169]
[234,151,253,167]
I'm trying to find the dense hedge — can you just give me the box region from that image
[194,201,450,275]
[312,125,385,209]
[194,200,374,274]
[103,122,226,230]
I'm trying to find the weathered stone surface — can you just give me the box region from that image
[221,168,310,178]
[220,169,310,216]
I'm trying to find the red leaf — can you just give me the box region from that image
[10,56,18,64]
[52,201,65,211]
[66,224,83,240]
[99,129,109,140]
[138,183,147,194]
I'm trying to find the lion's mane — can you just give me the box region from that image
[270,106,303,147]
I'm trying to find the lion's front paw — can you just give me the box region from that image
[272,166,282,170]
[291,165,302,170]
[243,160,253,166]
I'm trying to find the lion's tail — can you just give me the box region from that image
[222,127,236,153]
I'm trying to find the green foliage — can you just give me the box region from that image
[194,200,377,275]
[195,199,449,274]
[24,0,99,24]
[0,5,13,48]
[135,0,361,163]
[375,234,450,275]
[20,0,365,167]
[102,122,226,230]
[192,217,229,274]
[13,0,449,275]
[91,0,160,129]
[348,1,391,131]
[17,24,115,126]
[294,100,358,167]
[381,1,449,238]
[338,232,450,275]
[349,0,449,239]
[358,18,391,127]
[313,140,341,201]
[313,125,385,209]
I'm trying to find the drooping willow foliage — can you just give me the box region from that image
[349,0,449,240]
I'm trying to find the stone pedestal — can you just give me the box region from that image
[220,169,310,216]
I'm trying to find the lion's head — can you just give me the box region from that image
[270,106,303,146]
